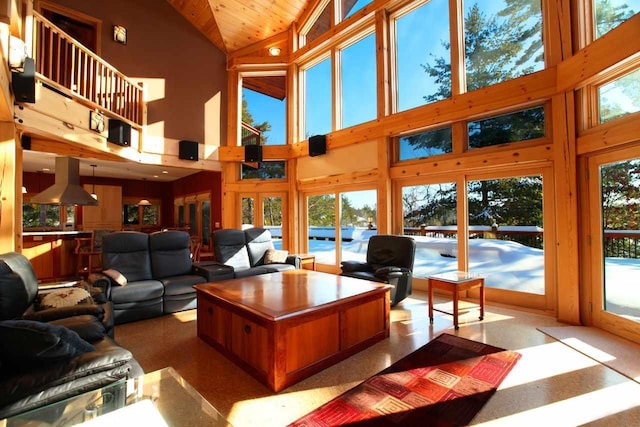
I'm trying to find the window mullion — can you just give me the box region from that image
[450,0,465,96]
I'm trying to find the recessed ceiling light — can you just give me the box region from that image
[162,170,168,174]
[153,175,158,178]
[42,168,50,171]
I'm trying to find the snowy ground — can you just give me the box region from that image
[273,230,639,321]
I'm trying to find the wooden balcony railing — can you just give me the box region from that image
[241,122,261,146]
[31,11,144,126]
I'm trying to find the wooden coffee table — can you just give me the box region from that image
[194,270,391,391]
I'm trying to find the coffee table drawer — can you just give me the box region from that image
[197,296,228,347]
[231,314,269,374]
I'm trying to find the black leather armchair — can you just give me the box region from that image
[0,252,114,337]
[0,252,142,419]
[340,235,416,306]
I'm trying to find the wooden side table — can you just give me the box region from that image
[292,253,316,271]
[427,271,485,330]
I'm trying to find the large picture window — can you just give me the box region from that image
[340,33,376,129]
[594,0,639,38]
[464,0,544,92]
[303,57,332,138]
[394,0,451,112]
[598,68,640,124]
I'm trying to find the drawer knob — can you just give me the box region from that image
[244,324,251,334]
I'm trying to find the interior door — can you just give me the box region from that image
[588,147,640,343]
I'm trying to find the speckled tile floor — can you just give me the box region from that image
[114,292,640,426]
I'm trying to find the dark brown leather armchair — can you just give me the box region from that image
[340,235,416,306]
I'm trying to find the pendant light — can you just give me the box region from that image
[138,178,151,206]
[90,164,98,200]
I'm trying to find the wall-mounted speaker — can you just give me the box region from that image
[179,140,198,161]
[309,134,327,157]
[21,135,31,150]
[12,57,35,103]
[245,144,262,162]
[108,119,131,146]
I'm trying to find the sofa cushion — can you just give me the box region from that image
[0,320,95,364]
[234,266,274,278]
[149,231,193,279]
[212,229,251,270]
[245,228,275,266]
[264,249,288,264]
[102,232,153,282]
[109,280,164,304]
[39,287,93,309]
[103,268,128,286]
[262,263,296,273]
[340,270,387,284]
[161,275,206,296]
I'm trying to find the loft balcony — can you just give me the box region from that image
[10,10,221,172]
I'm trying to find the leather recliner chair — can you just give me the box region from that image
[340,234,416,306]
[0,252,142,419]
[0,251,114,337]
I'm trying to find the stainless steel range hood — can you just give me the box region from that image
[31,157,99,206]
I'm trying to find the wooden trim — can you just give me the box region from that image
[551,92,580,324]
[0,123,20,253]
[449,0,464,95]
[375,9,390,119]
[557,13,640,92]
[577,112,640,155]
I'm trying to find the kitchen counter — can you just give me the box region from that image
[23,231,92,281]
[24,231,92,236]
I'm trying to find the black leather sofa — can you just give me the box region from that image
[0,252,142,419]
[211,227,300,278]
[340,234,416,306]
[89,230,209,324]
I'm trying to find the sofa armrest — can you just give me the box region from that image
[286,255,301,269]
[23,304,105,323]
[87,273,112,300]
[193,261,235,281]
[340,261,372,273]
[374,266,411,281]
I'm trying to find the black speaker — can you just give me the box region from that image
[108,119,131,146]
[21,135,31,150]
[309,134,327,157]
[12,57,35,103]
[245,144,262,162]
[179,140,198,161]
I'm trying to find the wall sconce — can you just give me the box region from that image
[89,110,105,132]
[268,46,281,56]
[8,36,27,70]
[113,25,127,45]
[22,186,27,194]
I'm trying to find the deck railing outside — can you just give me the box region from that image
[241,122,261,146]
[31,11,144,126]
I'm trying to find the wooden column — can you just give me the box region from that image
[0,122,21,253]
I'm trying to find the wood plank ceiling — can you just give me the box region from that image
[167,0,309,54]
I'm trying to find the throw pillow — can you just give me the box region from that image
[0,320,95,365]
[264,249,288,264]
[39,287,93,310]
[103,268,128,286]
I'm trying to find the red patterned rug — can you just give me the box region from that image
[289,333,521,427]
